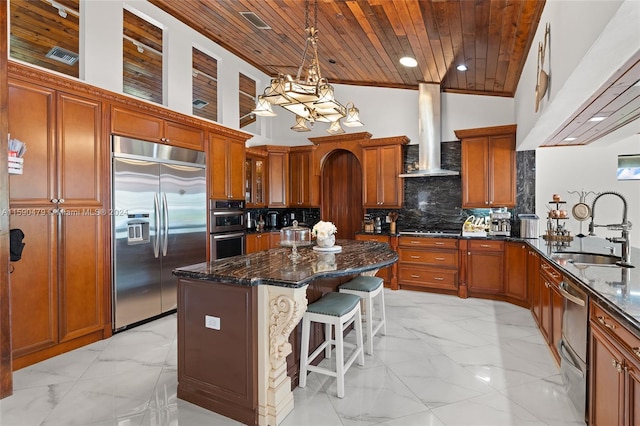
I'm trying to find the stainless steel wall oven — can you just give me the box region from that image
[209,199,245,260]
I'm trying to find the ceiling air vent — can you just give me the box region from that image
[240,12,271,30]
[45,46,79,65]
[193,99,209,109]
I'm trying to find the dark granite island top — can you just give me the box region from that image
[173,239,399,288]
[173,239,397,426]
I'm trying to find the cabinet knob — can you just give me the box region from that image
[51,198,58,204]
[633,347,640,358]
[433,277,444,281]
[58,198,64,204]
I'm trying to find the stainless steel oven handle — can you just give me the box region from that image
[153,193,160,258]
[212,210,245,216]
[558,281,586,307]
[212,231,246,240]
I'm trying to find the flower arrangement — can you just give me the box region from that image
[312,221,337,239]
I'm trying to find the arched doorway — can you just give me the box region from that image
[321,150,363,240]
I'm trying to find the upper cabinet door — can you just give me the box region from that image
[8,81,56,205]
[461,137,490,207]
[57,92,103,206]
[362,145,403,208]
[458,125,516,208]
[111,106,163,142]
[209,134,245,200]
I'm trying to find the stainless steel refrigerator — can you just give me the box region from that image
[112,136,206,331]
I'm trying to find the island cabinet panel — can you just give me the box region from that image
[177,278,257,425]
[398,236,458,292]
[111,106,205,151]
[355,234,393,286]
[466,240,504,295]
[504,242,528,306]
[362,144,403,208]
[209,133,246,200]
[457,125,516,208]
[8,81,107,369]
[267,148,288,207]
[589,301,640,426]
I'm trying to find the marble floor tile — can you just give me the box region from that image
[0,290,585,426]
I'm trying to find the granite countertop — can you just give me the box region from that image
[525,236,640,333]
[172,239,398,288]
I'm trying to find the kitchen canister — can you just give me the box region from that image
[519,214,540,239]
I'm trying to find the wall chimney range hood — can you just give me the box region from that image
[399,83,459,177]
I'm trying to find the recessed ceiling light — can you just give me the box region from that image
[564,137,577,141]
[399,57,418,67]
[457,64,468,71]
[589,116,607,122]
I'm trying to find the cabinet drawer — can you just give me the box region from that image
[356,234,390,244]
[399,237,458,249]
[540,259,562,285]
[399,248,458,267]
[468,240,504,251]
[399,266,457,290]
[591,302,640,362]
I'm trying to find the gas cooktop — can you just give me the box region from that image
[398,229,461,236]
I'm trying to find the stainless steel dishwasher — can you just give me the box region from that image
[558,276,589,421]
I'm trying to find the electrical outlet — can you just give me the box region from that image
[205,315,220,330]
[386,215,391,223]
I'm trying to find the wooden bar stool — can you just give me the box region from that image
[299,292,365,398]
[339,275,386,355]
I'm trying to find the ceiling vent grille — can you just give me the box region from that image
[240,12,271,30]
[192,99,209,109]
[45,46,79,65]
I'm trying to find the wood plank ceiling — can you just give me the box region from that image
[149,0,545,97]
[8,0,637,146]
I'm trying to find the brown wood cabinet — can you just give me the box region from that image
[589,301,640,426]
[528,249,541,327]
[456,125,516,208]
[8,80,107,369]
[111,106,205,151]
[398,236,458,292]
[245,231,281,254]
[539,258,564,363]
[362,143,404,208]
[209,134,245,200]
[504,242,528,306]
[466,240,504,295]
[245,148,268,208]
[289,147,319,207]
[267,147,288,208]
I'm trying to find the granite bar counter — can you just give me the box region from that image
[172,239,398,426]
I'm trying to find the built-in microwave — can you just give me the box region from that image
[209,199,245,233]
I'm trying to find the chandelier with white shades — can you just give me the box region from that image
[251,0,363,134]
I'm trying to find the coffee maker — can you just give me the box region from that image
[280,211,295,228]
[267,211,279,229]
[489,208,511,236]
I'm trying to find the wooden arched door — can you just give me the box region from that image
[321,150,363,240]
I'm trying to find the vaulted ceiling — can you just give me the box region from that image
[148,0,545,97]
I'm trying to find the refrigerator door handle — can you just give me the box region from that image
[162,192,169,256]
[153,192,160,258]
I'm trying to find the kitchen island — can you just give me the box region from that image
[172,239,398,426]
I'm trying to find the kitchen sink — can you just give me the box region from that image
[552,251,621,266]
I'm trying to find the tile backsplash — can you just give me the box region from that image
[367,142,536,236]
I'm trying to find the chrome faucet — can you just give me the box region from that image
[589,191,633,267]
